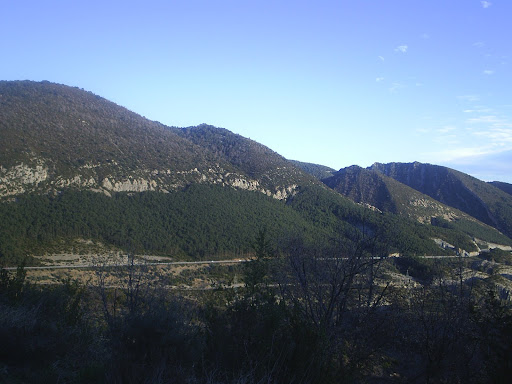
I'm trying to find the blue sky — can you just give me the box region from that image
[2,0,511,182]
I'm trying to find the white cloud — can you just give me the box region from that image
[464,106,492,114]
[458,94,480,102]
[474,106,493,114]
[473,128,512,143]
[389,82,405,93]
[420,33,430,39]
[481,1,492,8]
[433,134,459,145]
[378,56,385,62]
[438,126,456,134]
[473,41,485,48]
[467,115,502,124]
[416,128,430,134]
[438,149,512,182]
[394,45,408,53]
[375,77,384,82]
[425,146,492,162]
[483,69,495,75]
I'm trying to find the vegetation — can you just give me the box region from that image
[289,160,336,180]
[371,162,512,239]
[479,247,512,265]
[1,183,474,266]
[0,80,208,172]
[2,80,512,382]
[1,81,511,266]
[490,181,512,196]
[2,232,512,383]
[0,185,324,263]
[322,165,512,247]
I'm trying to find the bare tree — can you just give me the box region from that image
[272,223,393,381]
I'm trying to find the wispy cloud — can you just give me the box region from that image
[458,94,480,102]
[466,113,512,146]
[433,134,459,145]
[389,82,405,93]
[416,128,430,134]
[421,97,512,180]
[436,149,512,182]
[444,148,488,160]
[473,128,512,143]
[437,126,457,134]
[375,77,384,82]
[394,45,408,53]
[473,41,485,48]
[463,106,493,114]
[420,33,430,39]
[467,115,502,124]
[378,55,385,62]
[483,69,495,75]
[481,1,492,8]
[424,146,497,163]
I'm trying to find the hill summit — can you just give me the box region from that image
[0,80,310,199]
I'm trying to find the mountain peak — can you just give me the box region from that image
[368,161,512,238]
[0,81,311,200]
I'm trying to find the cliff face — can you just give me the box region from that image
[0,159,300,200]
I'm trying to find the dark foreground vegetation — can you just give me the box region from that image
[1,232,512,384]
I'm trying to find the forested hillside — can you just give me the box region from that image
[321,165,512,246]
[370,162,512,239]
[490,181,512,196]
[1,81,511,266]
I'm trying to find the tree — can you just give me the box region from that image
[243,228,273,294]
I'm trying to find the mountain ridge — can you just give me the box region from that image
[369,161,512,239]
[1,80,511,264]
[0,80,312,200]
[318,164,511,246]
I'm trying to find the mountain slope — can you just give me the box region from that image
[0,81,371,263]
[289,160,336,180]
[322,165,511,245]
[0,81,504,264]
[370,162,512,239]
[175,124,315,198]
[0,81,309,199]
[490,181,512,196]
[0,81,210,196]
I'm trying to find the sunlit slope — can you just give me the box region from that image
[322,165,511,245]
[370,162,512,239]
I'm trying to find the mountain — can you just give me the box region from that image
[489,181,512,196]
[370,162,512,239]
[0,81,508,264]
[322,165,511,246]
[324,165,456,218]
[0,81,308,200]
[289,160,336,180]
